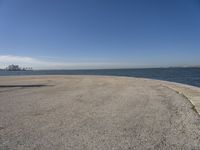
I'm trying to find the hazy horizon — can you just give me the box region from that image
[1,0,200,69]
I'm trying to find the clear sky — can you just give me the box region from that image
[0,0,200,69]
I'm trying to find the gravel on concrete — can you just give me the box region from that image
[0,75,200,150]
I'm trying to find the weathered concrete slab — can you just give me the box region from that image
[162,82,200,115]
[0,76,200,150]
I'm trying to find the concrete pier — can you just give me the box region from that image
[0,76,199,149]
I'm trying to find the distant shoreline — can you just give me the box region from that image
[0,67,200,88]
[0,66,200,71]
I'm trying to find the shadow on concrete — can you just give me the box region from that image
[0,84,51,88]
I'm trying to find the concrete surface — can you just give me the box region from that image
[0,75,200,150]
[162,82,200,115]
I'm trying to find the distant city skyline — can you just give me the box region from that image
[0,0,200,69]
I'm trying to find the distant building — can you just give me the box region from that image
[5,64,32,71]
[6,64,21,71]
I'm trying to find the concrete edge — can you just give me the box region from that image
[162,84,200,115]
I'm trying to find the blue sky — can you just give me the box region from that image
[0,0,200,69]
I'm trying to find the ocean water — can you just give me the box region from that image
[0,68,200,87]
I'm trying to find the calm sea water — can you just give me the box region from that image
[0,68,200,87]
